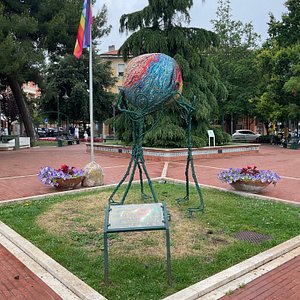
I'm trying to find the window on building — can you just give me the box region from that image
[117,64,125,77]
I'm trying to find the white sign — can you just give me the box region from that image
[207,130,215,147]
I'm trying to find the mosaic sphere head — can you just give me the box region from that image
[122,53,183,113]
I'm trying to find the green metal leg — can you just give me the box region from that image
[140,156,158,203]
[176,158,190,204]
[108,109,159,205]
[120,160,138,204]
[166,227,172,286]
[109,155,135,204]
[137,162,151,200]
[104,231,109,285]
[175,96,204,216]
[162,202,172,286]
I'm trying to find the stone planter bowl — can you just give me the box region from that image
[230,180,271,193]
[55,177,83,189]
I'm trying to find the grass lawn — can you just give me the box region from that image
[0,183,299,299]
[35,140,58,147]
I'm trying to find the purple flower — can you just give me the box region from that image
[38,165,84,187]
[218,167,280,185]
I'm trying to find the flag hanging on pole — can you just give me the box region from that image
[73,0,92,59]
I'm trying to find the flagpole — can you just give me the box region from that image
[89,25,94,162]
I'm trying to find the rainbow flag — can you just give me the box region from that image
[73,0,92,59]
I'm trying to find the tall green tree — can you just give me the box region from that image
[117,0,227,147]
[268,0,300,47]
[210,0,261,132]
[255,0,300,131]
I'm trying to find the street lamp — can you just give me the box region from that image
[57,87,69,142]
[221,98,226,132]
[57,87,69,133]
[0,94,3,132]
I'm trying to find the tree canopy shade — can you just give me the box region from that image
[255,0,300,130]
[256,43,300,127]
[41,52,116,127]
[209,0,261,132]
[116,0,227,147]
[0,0,111,143]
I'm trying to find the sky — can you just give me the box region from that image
[94,0,287,53]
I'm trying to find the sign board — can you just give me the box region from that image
[207,130,215,147]
[104,202,171,285]
[108,203,165,231]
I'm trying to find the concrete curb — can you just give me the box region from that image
[0,221,108,300]
[163,236,300,300]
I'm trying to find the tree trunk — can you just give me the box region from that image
[7,75,36,145]
[264,122,269,135]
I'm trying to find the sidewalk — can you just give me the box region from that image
[0,143,300,299]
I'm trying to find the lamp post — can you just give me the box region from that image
[57,87,69,144]
[221,98,226,132]
[0,94,3,132]
[112,104,116,138]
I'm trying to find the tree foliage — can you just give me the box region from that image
[255,0,300,128]
[117,0,227,147]
[268,0,300,47]
[209,0,261,130]
[41,52,116,126]
[0,0,112,142]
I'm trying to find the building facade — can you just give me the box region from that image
[99,45,132,138]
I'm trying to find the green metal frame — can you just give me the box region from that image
[108,91,158,205]
[175,95,204,217]
[108,91,204,216]
[103,201,171,285]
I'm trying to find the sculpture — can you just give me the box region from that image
[108,53,204,216]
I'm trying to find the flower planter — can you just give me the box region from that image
[38,165,85,189]
[230,180,270,193]
[218,166,280,194]
[55,177,83,189]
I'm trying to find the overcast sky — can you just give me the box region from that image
[94,0,287,53]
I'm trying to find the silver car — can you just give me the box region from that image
[232,130,260,143]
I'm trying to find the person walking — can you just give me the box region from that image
[86,126,90,137]
[69,125,75,137]
[74,126,79,139]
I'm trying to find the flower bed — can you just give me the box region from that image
[38,164,84,188]
[218,166,280,193]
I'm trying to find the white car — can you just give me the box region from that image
[232,130,260,143]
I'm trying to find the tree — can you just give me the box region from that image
[0,1,111,144]
[0,87,19,135]
[41,52,116,127]
[255,1,300,131]
[210,0,261,132]
[116,0,227,147]
[268,0,300,47]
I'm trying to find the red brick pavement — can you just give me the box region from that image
[0,244,62,300]
[221,255,300,300]
[0,144,164,201]
[0,143,300,299]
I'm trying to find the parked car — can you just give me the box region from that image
[36,128,46,138]
[232,130,260,143]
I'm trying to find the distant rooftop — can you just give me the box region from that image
[99,45,132,58]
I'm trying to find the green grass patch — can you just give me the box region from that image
[0,183,299,299]
[35,140,58,147]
